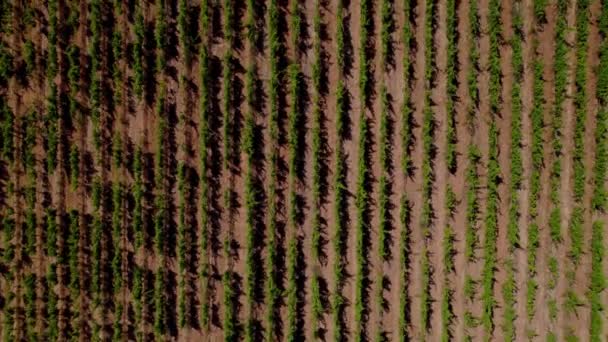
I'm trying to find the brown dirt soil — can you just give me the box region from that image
[405,0,427,338]
[3,0,608,341]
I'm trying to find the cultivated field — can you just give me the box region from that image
[0,0,606,341]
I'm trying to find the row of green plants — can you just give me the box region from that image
[481,0,501,338]
[589,220,605,341]
[111,3,124,107]
[572,0,589,206]
[419,0,435,335]
[265,0,281,339]
[332,1,349,340]
[132,147,146,341]
[177,161,188,328]
[111,181,124,340]
[89,0,102,153]
[68,209,81,337]
[221,2,238,336]
[310,1,324,338]
[398,0,413,336]
[286,0,303,339]
[45,0,58,172]
[221,0,235,175]
[549,0,567,247]
[23,112,37,257]
[0,3,13,340]
[482,122,499,340]
[177,0,192,328]
[155,0,168,73]
[153,86,168,340]
[445,0,457,172]
[243,0,258,339]
[441,187,456,342]
[378,0,393,263]
[590,1,608,339]
[563,10,590,338]
[91,177,103,338]
[133,3,145,98]
[546,2,568,337]
[355,0,372,339]
[527,6,546,321]
[503,1,523,339]
[199,0,211,329]
[441,0,458,336]
[22,111,38,341]
[178,0,193,68]
[376,1,395,340]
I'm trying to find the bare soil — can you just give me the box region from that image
[1,0,606,341]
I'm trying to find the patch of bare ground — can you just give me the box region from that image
[405,0,426,337]
[467,0,490,338]
[342,0,361,338]
[385,0,407,338]
[452,0,472,339]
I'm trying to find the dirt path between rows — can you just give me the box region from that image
[429,0,448,338]
[385,0,408,337]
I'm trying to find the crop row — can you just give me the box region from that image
[545,2,568,338]
[502,1,523,339]
[398,1,414,338]
[132,147,145,341]
[332,0,349,340]
[354,0,372,339]
[563,0,590,339]
[286,0,303,339]
[526,3,546,323]
[310,1,323,336]
[199,0,211,329]
[418,0,436,336]
[376,0,394,333]
[590,1,608,339]
[90,0,102,152]
[399,0,413,335]
[441,0,458,337]
[243,0,258,340]
[265,0,281,339]
[481,0,501,337]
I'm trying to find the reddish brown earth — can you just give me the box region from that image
[0,0,606,341]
